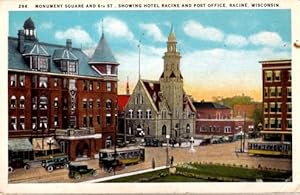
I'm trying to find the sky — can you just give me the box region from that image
[9,10,291,101]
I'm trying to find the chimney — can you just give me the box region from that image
[18,29,25,53]
[66,39,72,51]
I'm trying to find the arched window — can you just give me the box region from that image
[20,96,25,109]
[89,98,93,109]
[106,99,112,109]
[54,97,59,108]
[10,96,16,108]
[186,124,190,134]
[137,109,142,119]
[162,125,167,136]
[128,109,133,119]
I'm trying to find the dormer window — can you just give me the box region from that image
[69,61,77,74]
[30,56,49,71]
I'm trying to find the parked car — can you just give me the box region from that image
[68,164,97,180]
[8,158,30,173]
[41,155,70,173]
[100,157,125,173]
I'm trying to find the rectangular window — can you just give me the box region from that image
[287,87,292,97]
[31,56,38,70]
[63,97,68,110]
[274,70,281,81]
[270,87,276,97]
[264,103,268,113]
[270,118,276,128]
[288,70,291,81]
[32,75,37,88]
[10,96,16,109]
[129,110,133,119]
[68,61,77,73]
[54,97,59,108]
[287,119,292,129]
[107,82,112,92]
[39,96,48,110]
[39,116,48,129]
[19,75,25,87]
[32,117,37,130]
[146,110,152,119]
[106,115,111,127]
[224,126,231,133]
[265,71,272,82]
[10,74,16,87]
[54,78,58,87]
[277,87,282,97]
[97,99,101,108]
[63,78,68,89]
[39,76,48,88]
[277,103,281,113]
[89,99,93,109]
[106,100,112,109]
[69,116,76,128]
[38,57,48,71]
[270,103,276,113]
[61,61,67,72]
[20,96,25,109]
[287,103,292,113]
[89,116,93,127]
[32,96,37,110]
[96,81,100,90]
[54,116,59,127]
[89,81,93,91]
[277,118,282,129]
[83,116,87,127]
[264,118,269,129]
[83,99,87,109]
[264,87,269,98]
[10,117,17,130]
[106,65,112,74]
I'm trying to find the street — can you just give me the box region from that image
[8,140,292,183]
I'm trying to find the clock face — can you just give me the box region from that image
[70,89,76,96]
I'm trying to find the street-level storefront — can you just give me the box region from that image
[8,138,33,160]
[32,137,60,159]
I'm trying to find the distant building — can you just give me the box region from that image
[193,102,254,137]
[124,26,196,141]
[8,18,119,160]
[260,59,291,142]
[233,103,262,119]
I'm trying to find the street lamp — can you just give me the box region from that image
[190,137,195,152]
[166,134,170,167]
[47,137,55,155]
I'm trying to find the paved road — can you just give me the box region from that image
[8,140,291,183]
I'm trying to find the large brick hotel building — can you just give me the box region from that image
[8,18,119,160]
[260,59,291,142]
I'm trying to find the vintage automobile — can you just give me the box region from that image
[8,158,30,173]
[100,157,125,173]
[41,155,70,173]
[68,164,97,180]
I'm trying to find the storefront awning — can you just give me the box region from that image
[32,137,60,151]
[8,138,32,152]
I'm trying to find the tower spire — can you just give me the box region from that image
[138,39,141,80]
[101,18,104,35]
[126,76,130,95]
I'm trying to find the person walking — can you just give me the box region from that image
[170,156,174,166]
[152,157,155,169]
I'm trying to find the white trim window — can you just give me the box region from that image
[270,87,276,97]
[106,65,112,75]
[19,116,25,130]
[32,117,37,130]
[277,103,282,113]
[10,74,16,87]
[287,119,292,129]
[32,96,37,110]
[107,82,112,92]
[10,96,16,109]
[276,87,282,97]
[264,103,268,113]
[224,126,231,133]
[129,109,133,119]
[39,76,48,88]
[89,99,93,109]
[10,117,17,130]
[270,102,276,113]
[83,98,87,109]
[146,109,152,119]
[20,96,25,109]
[270,118,276,129]
[89,80,93,91]
[277,118,282,129]
[264,87,269,98]
[287,103,292,113]
[274,70,281,81]
[264,118,269,129]
[39,96,48,110]
[265,71,272,82]
[54,116,59,127]
[19,75,25,87]
[54,97,59,108]
[137,109,142,119]
[54,78,58,87]
[39,116,48,129]
[287,87,292,98]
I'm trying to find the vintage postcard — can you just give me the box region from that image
[0,0,299,194]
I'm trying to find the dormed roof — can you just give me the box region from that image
[23,42,49,56]
[23,17,35,29]
[193,101,230,109]
[89,33,118,65]
[53,48,78,61]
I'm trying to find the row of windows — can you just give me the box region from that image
[83,80,115,92]
[265,70,291,82]
[161,124,191,135]
[127,109,152,119]
[29,56,49,72]
[10,95,115,110]
[10,74,25,87]
[264,102,292,113]
[264,87,291,98]
[264,118,292,129]
[199,126,232,133]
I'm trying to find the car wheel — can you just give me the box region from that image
[92,170,97,177]
[75,174,81,180]
[24,164,30,170]
[64,164,69,169]
[8,166,13,173]
[47,166,54,173]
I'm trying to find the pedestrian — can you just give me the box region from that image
[152,157,155,169]
[170,156,174,166]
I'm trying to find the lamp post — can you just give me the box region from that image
[190,137,195,152]
[47,137,55,155]
[166,134,170,167]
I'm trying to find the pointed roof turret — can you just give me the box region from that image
[88,33,118,64]
[168,24,176,42]
[23,17,35,30]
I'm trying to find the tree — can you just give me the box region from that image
[252,106,263,128]
[212,95,254,109]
